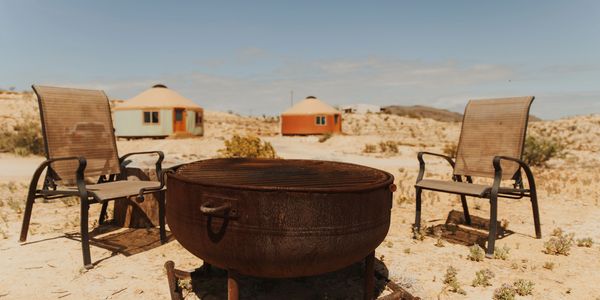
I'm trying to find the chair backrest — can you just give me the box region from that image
[453,96,534,179]
[33,85,121,181]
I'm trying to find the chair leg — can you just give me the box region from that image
[486,197,498,258]
[80,197,93,269]
[98,202,109,225]
[530,194,542,239]
[19,188,37,242]
[460,195,471,225]
[413,187,422,238]
[158,191,167,244]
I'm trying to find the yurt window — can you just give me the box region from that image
[195,112,203,125]
[315,115,326,126]
[334,114,339,124]
[143,111,160,124]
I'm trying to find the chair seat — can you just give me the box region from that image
[65,180,163,201]
[416,179,491,197]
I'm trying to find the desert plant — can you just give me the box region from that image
[0,119,45,156]
[412,224,429,241]
[543,261,555,270]
[443,266,466,295]
[522,135,565,167]
[468,244,485,262]
[493,283,516,300]
[544,228,574,256]
[379,140,399,154]
[442,142,457,158]
[318,133,332,143]
[576,237,593,247]
[494,245,511,260]
[218,134,278,159]
[472,268,494,287]
[513,279,534,296]
[363,144,377,153]
[434,227,444,247]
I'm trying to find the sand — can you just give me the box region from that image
[1,93,600,299]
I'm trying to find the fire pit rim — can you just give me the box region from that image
[167,158,395,194]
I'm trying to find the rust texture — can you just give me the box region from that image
[166,158,394,278]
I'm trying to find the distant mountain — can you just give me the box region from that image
[381,105,542,122]
[381,105,463,122]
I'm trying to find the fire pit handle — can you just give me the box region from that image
[200,202,235,218]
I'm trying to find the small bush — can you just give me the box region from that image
[472,268,494,287]
[513,279,534,296]
[0,119,45,156]
[523,135,565,167]
[442,143,457,158]
[494,245,511,260]
[576,237,593,247]
[379,140,399,153]
[412,224,429,241]
[218,134,278,159]
[544,228,574,256]
[443,266,466,295]
[468,244,485,262]
[318,133,332,143]
[363,144,377,153]
[493,283,516,300]
[543,261,555,270]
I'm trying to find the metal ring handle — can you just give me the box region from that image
[200,202,232,217]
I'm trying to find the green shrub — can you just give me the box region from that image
[443,266,466,295]
[0,119,45,156]
[468,244,485,262]
[318,133,332,143]
[363,144,377,153]
[513,279,534,296]
[576,237,593,247]
[543,228,574,256]
[494,245,511,260]
[378,140,399,153]
[218,134,278,159]
[523,135,565,167]
[442,142,457,158]
[472,268,494,287]
[493,283,516,300]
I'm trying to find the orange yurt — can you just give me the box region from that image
[281,96,342,135]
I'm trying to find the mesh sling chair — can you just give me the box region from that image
[19,85,167,269]
[414,96,541,257]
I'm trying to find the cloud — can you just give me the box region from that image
[65,56,597,119]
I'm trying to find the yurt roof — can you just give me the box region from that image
[113,84,202,111]
[281,96,340,116]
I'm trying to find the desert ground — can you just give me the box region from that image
[1,93,600,299]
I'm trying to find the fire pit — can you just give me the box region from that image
[165,158,396,299]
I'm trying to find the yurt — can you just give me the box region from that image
[113,84,204,138]
[281,96,342,135]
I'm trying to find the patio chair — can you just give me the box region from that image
[414,96,541,257]
[19,85,167,269]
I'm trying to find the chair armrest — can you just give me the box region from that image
[119,151,164,180]
[28,156,88,197]
[119,151,166,202]
[491,156,536,197]
[416,151,456,182]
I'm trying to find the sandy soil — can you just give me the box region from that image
[1,94,600,299]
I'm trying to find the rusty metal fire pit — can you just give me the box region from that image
[165,158,397,299]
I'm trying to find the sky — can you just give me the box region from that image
[1,1,599,119]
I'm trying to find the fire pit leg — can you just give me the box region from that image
[364,251,375,300]
[165,261,185,300]
[228,269,240,300]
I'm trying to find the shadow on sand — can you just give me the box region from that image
[177,258,399,300]
[427,209,513,248]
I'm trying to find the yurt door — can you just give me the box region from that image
[173,108,186,132]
